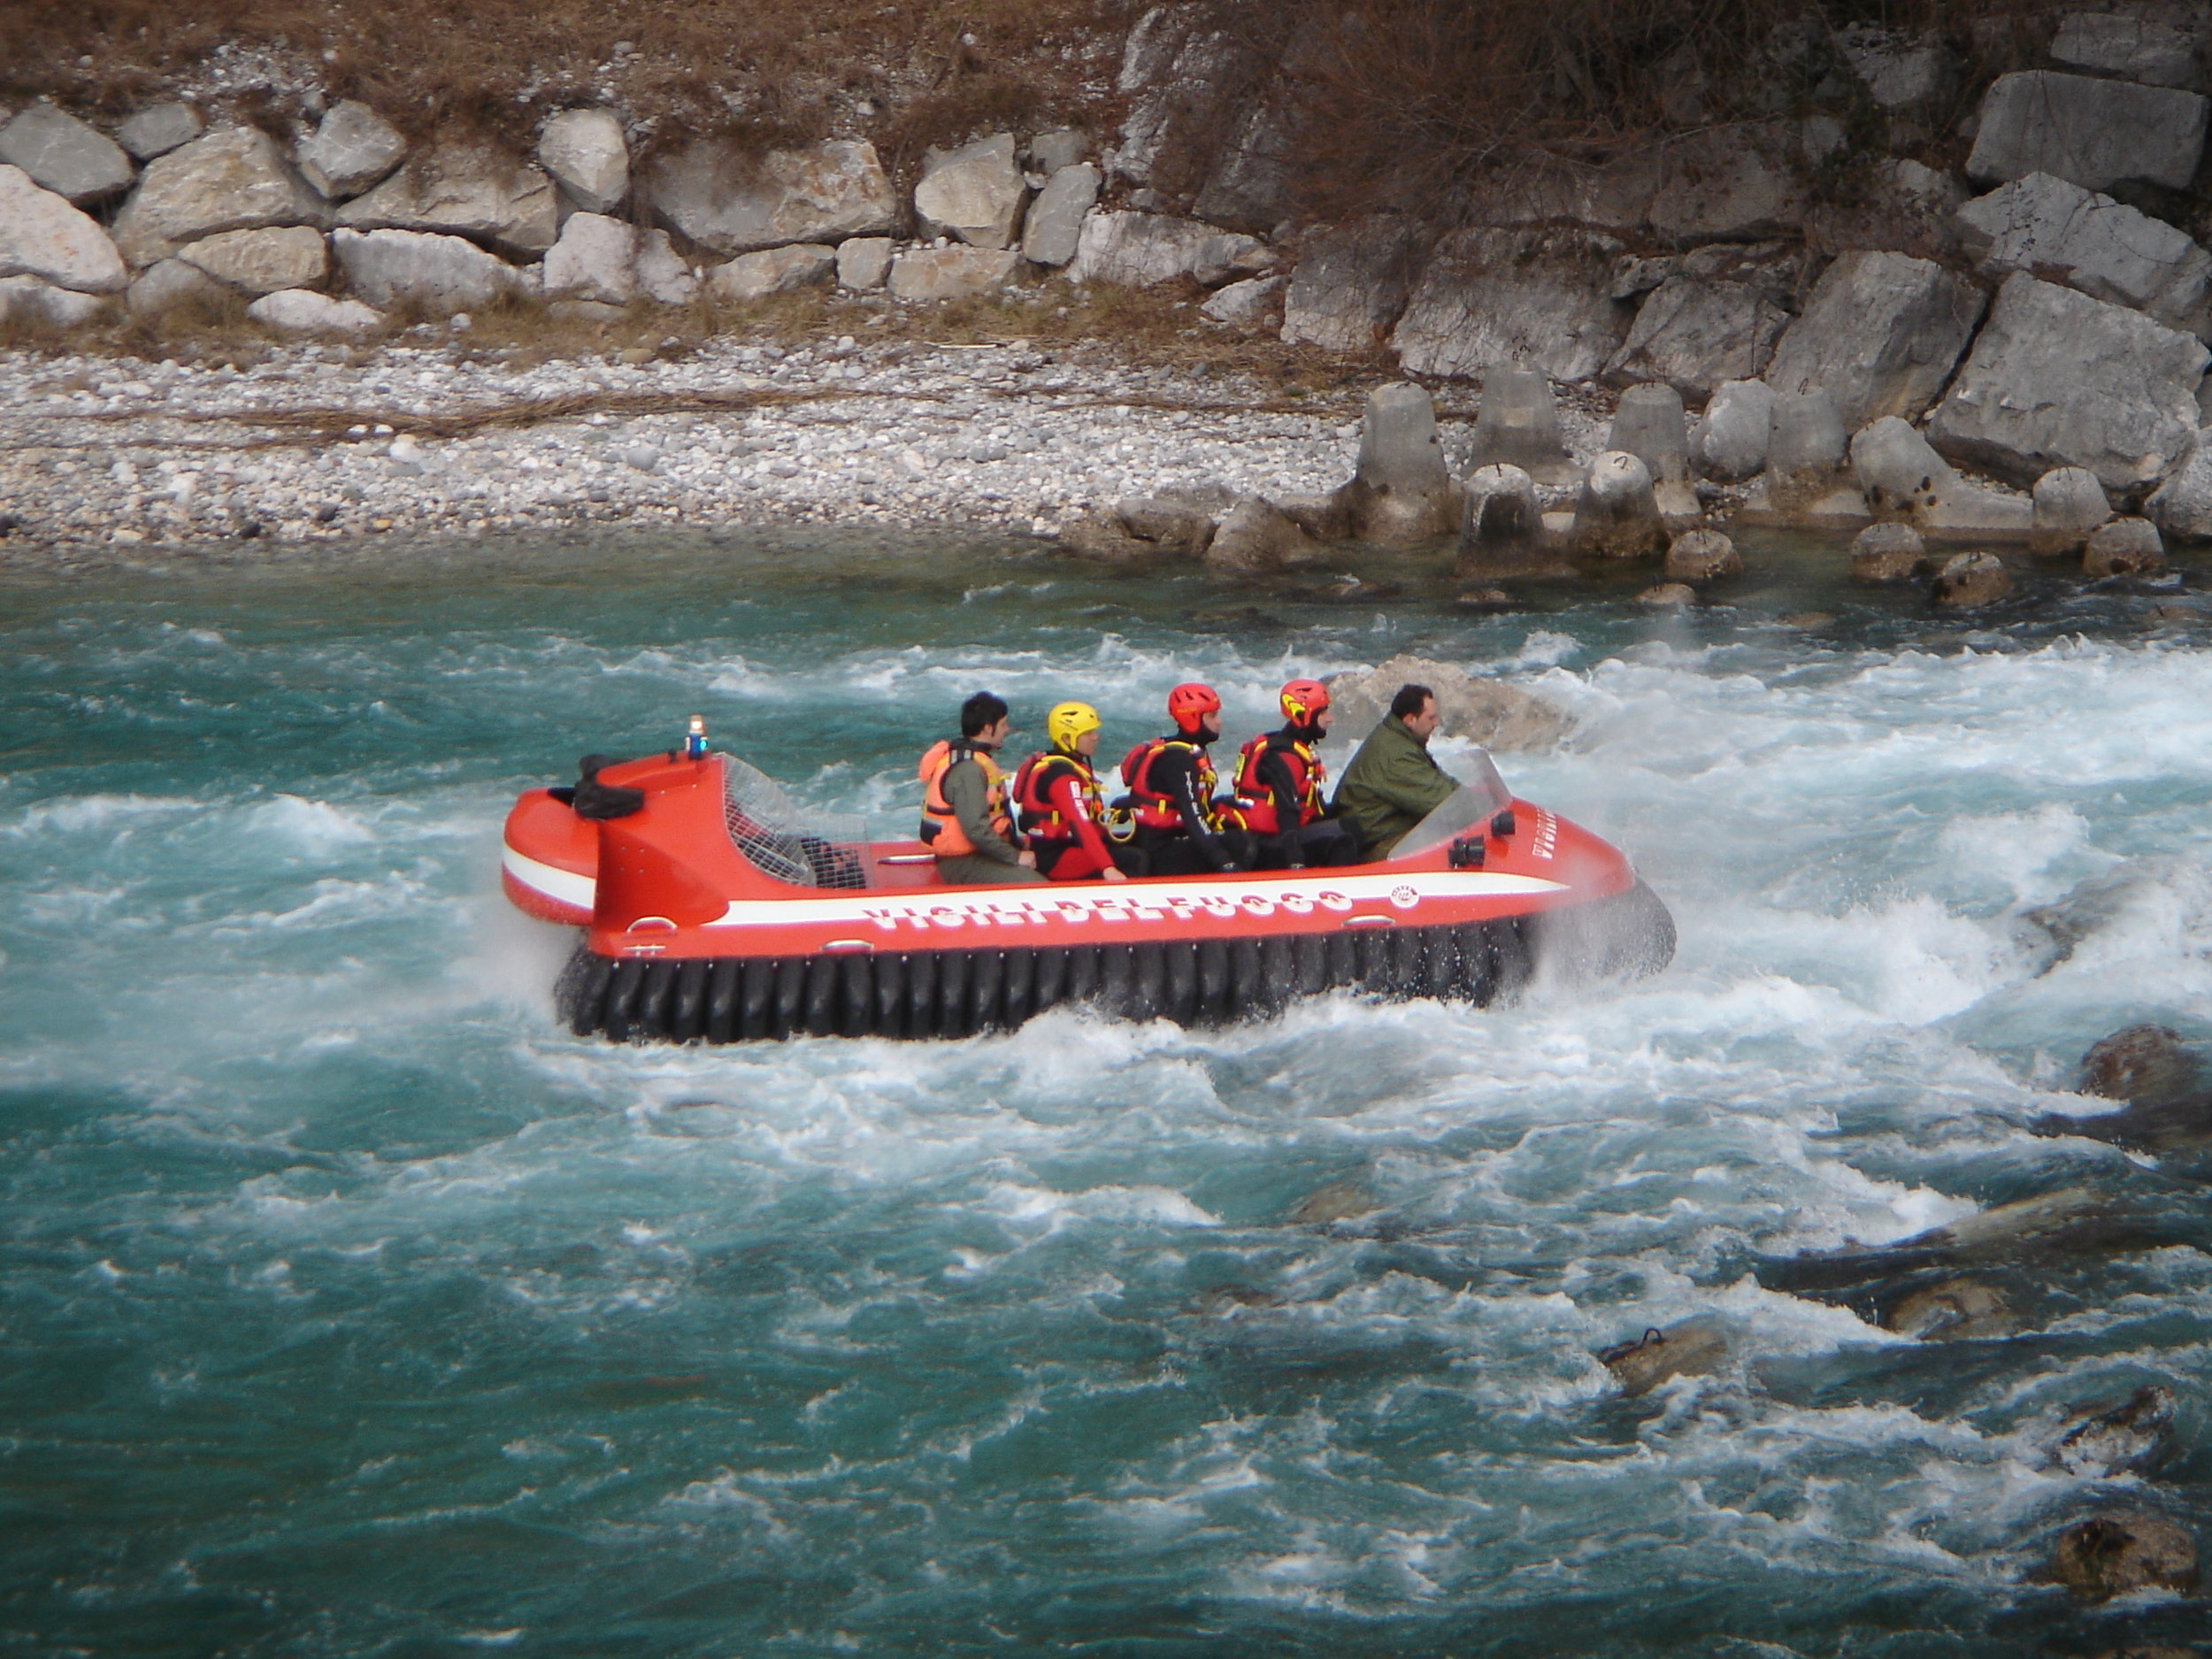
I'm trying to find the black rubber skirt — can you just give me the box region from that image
[557,881,1674,1044]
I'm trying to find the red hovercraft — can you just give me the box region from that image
[503,718,1674,1043]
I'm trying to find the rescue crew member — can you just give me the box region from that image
[1012,702,1133,883]
[1114,682,1256,876]
[918,691,1046,885]
[1232,678,1362,869]
[1333,682,1458,856]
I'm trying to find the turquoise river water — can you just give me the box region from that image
[3,530,2209,1657]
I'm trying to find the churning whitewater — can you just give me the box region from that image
[3,534,2208,1656]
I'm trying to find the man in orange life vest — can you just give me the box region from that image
[1115,682,1257,877]
[918,691,1047,885]
[1012,701,1133,883]
[1231,678,1363,868]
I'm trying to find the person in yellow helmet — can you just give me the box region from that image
[918,690,1046,885]
[1012,701,1133,882]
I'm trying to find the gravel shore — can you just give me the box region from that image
[0,333,1618,559]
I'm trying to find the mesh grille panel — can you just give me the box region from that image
[719,755,872,889]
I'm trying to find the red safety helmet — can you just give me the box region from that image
[1167,681,1222,733]
[1279,678,1330,724]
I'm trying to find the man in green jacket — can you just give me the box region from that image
[1334,683,1457,856]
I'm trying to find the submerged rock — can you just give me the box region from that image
[1203,495,1325,572]
[2084,517,2166,578]
[1850,521,1929,581]
[2032,466,2114,557]
[2081,1024,2194,1103]
[1597,1319,1729,1396]
[1636,582,1695,608]
[2055,1386,2179,1479]
[1885,1276,2019,1340]
[2048,1512,2198,1602]
[1324,654,1573,751]
[1289,1179,1376,1225]
[1663,529,1740,582]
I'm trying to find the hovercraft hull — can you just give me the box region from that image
[503,749,1673,1042]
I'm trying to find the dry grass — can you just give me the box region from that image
[1,0,1136,173]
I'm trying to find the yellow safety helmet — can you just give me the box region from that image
[1046,700,1102,750]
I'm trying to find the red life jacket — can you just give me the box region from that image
[918,739,1011,857]
[1232,729,1328,834]
[1118,735,1223,833]
[1012,749,1104,844]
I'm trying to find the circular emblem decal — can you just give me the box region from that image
[1390,883,1419,910]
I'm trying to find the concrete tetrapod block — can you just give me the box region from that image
[1693,379,1773,480]
[1609,383,1690,481]
[1457,465,1546,563]
[2031,466,2112,556]
[1573,451,1664,558]
[1768,389,1850,495]
[2083,516,2165,577]
[1337,380,1457,545]
[1468,366,1575,485]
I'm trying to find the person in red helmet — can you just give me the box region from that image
[1112,682,1256,876]
[1232,678,1363,868]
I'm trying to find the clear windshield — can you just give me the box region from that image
[1386,750,1514,861]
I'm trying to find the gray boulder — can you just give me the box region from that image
[1279,217,1421,351]
[1066,211,1264,288]
[2031,466,2112,554]
[1602,257,1792,396]
[1392,227,1630,383]
[0,165,127,293]
[1839,25,1954,116]
[296,101,407,201]
[1956,172,2212,339]
[542,212,637,303]
[2147,431,2212,540]
[835,236,893,291]
[1597,1320,1729,1396]
[2050,10,2207,90]
[1609,383,1690,481]
[1468,366,1575,484]
[0,104,133,204]
[1932,551,2013,608]
[1199,273,1281,324]
[1113,496,1215,555]
[537,110,627,216]
[336,143,558,257]
[1458,465,1546,562]
[2083,515,2165,576]
[1692,378,1774,481]
[634,230,696,305]
[1108,8,1255,188]
[1204,495,1325,572]
[1648,127,1802,243]
[1886,1278,2017,1341]
[886,246,1018,302]
[710,243,838,303]
[0,275,106,327]
[247,289,383,334]
[331,227,520,312]
[116,103,203,163]
[1967,72,2208,193]
[126,257,226,319]
[1335,381,1458,544]
[1574,451,1664,557]
[111,127,325,268]
[1325,654,1574,749]
[1765,251,1985,430]
[642,139,895,256]
[1027,129,1087,176]
[1019,163,1100,267]
[1928,273,2209,491]
[915,134,1026,250]
[176,226,327,296]
[1850,521,1930,580]
[1663,528,1740,581]
[1189,95,1297,233]
[2055,1386,2180,1479]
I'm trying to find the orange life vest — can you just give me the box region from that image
[918,739,1012,857]
[1117,736,1225,833]
[1233,730,1328,833]
[1013,749,1105,844]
